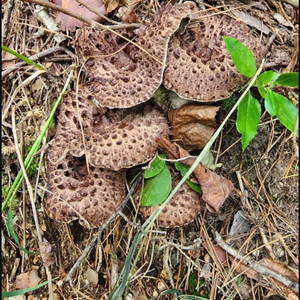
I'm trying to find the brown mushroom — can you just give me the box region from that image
[135,167,201,228]
[163,11,263,102]
[44,153,126,228]
[47,90,169,171]
[74,1,195,108]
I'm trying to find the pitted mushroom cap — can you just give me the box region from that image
[74,1,195,108]
[135,169,201,228]
[47,90,169,171]
[44,154,126,228]
[163,12,263,102]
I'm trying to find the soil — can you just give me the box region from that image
[1,0,298,300]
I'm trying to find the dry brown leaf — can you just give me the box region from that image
[53,0,106,32]
[85,267,98,287]
[15,270,41,292]
[229,256,259,280]
[203,240,228,266]
[39,238,55,267]
[168,104,219,150]
[104,0,126,13]
[157,137,234,212]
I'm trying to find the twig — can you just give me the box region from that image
[214,231,299,294]
[2,46,75,78]
[2,0,15,45]
[57,173,143,287]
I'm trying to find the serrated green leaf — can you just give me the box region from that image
[236,92,261,151]
[8,205,39,255]
[265,89,279,116]
[141,164,171,207]
[174,161,202,193]
[274,72,299,87]
[276,93,299,135]
[144,154,167,179]
[222,36,257,77]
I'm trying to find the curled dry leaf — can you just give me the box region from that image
[168,103,219,150]
[156,137,234,213]
[15,270,41,292]
[53,0,106,32]
[39,238,55,267]
[202,240,228,266]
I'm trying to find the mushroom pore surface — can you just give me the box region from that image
[45,154,126,228]
[74,1,195,108]
[163,11,263,101]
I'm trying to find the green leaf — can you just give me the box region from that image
[174,161,202,193]
[254,70,280,87]
[274,72,299,87]
[236,92,261,151]
[144,154,167,179]
[2,45,46,71]
[265,89,279,116]
[141,164,172,206]
[8,205,39,255]
[222,36,257,77]
[276,93,299,135]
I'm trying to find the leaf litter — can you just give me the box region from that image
[1,0,298,299]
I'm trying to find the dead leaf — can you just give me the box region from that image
[15,270,41,293]
[168,104,219,150]
[39,238,55,267]
[118,6,138,23]
[85,267,98,287]
[156,137,234,212]
[229,256,259,280]
[103,0,126,13]
[202,240,228,266]
[53,0,106,32]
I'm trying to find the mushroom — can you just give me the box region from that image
[135,167,201,228]
[163,11,263,101]
[44,153,126,228]
[74,1,195,108]
[47,90,169,171]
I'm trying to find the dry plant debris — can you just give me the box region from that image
[135,167,202,227]
[163,11,263,101]
[168,103,219,150]
[74,1,195,108]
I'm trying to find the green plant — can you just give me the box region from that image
[223,36,299,151]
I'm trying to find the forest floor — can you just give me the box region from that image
[1,0,299,299]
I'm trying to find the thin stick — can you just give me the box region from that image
[57,173,143,287]
[214,231,299,293]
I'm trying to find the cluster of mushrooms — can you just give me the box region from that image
[45,2,263,228]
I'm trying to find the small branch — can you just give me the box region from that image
[57,173,143,287]
[214,231,299,294]
[2,0,15,45]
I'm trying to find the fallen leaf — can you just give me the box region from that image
[15,270,41,292]
[104,0,126,13]
[156,137,234,212]
[202,240,228,266]
[168,104,219,150]
[53,0,106,32]
[39,238,55,267]
[85,267,98,287]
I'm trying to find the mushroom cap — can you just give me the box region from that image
[163,12,263,102]
[74,1,195,108]
[44,154,126,228]
[47,90,170,171]
[135,168,201,228]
